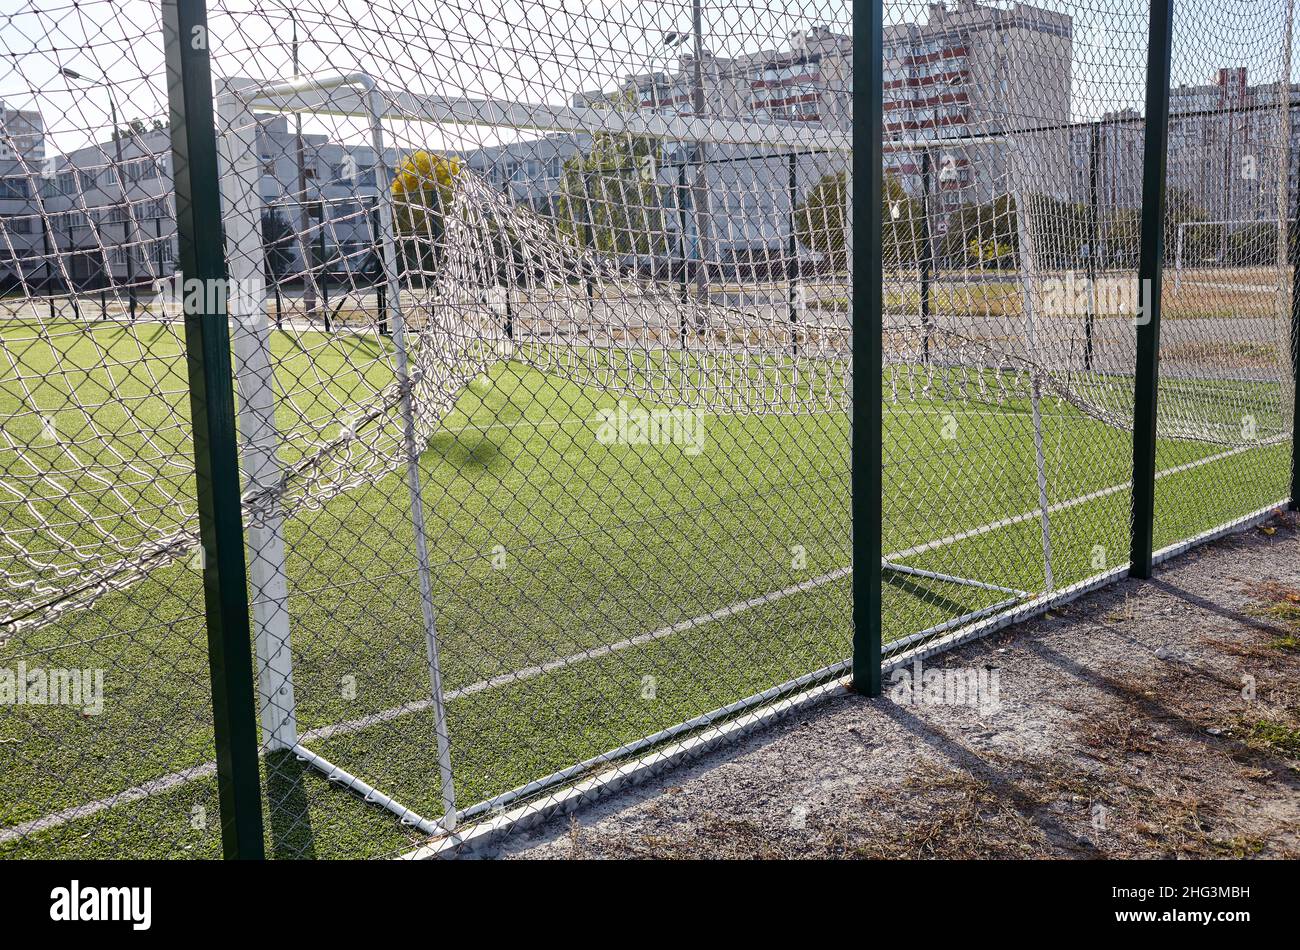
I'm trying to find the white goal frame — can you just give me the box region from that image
[216,70,1040,843]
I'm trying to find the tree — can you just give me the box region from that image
[390,150,462,276]
[1225,221,1280,266]
[793,170,922,272]
[793,171,846,270]
[1104,187,1210,268]
[1020,194,1091,269]
[881,174,925,269]
[554,128,665,260]
[937,194,1018,268]
[112,118,166,142]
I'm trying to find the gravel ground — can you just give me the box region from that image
[495,509,1300,859]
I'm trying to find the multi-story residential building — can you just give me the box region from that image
[565,1,1073,264]
[0,112,397,291]
[565,25,854,268]
[883,1,1073,209]
[1068,67,1300,240]
[1066,108,1144,213]
[612,24,853,129]
[0,100,47,284]
[1166,68,1297,224]
[460,135,589,215]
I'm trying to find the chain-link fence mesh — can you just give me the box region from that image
[0,0,1295,858]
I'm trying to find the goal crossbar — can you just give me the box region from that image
[210,69,1034,846]
[236,72,852,150]
[234,72,1007,152]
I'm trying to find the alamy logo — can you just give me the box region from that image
[1039,272,1155,325]
[150,273,266,318]
[0,663,103,715]
[888,659,1001,713]
[594,400,706,456]
[50,881,151,930]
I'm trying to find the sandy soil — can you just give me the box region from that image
[496,509,1300,859]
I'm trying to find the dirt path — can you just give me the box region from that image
[497,510,1300,859]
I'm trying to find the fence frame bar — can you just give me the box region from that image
[1129,0,1175,579]
[1292,140,1300,511]
[850,0,883,695]
[162,0,266,858]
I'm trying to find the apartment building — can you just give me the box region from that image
[0,101,47,281]
[566,25,853,266]
[0,109,395,291]
[460,134,590,215]
[1068,67,1299,225]
[1166,68,1297,223]
[1066,108,1144,213]
[562,1,1073,263]
[883,1,1073,208]
[611,23,852,129]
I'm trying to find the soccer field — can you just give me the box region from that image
[0,317,1290,859]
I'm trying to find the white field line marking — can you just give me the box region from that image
[1174,280,1278,293]
[438,401,1070,442]
[0,567,852,844]
[304,566,853,743]
[0,762,218,844]
[0,438,1273,843]
[888,441,1263,561]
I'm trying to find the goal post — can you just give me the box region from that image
[210,68,1166,838]
[216,82,297,752]
[1007,135,1057,593]
[216,75,463,829]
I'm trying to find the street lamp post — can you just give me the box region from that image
[688,0,712,308]
[60,66,137,319]
[291,12,319,323]
[665,0,714,316]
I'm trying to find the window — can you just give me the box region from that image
[0,176,29,199]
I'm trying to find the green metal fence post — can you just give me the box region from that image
[1291,142,1300,512]
[1129,0,1174,579]
[162,0,266,859]
[850,0,883,696]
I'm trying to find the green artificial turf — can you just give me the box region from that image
[0,318,1290,858]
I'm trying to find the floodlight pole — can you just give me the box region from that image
[162,0,266,859]
[788,151,799,357]
[689,0,713,309]
[919,150,933,364]
[60,67,139,319]
[1129,0,1174,579]
[850,0,883,696]
[291,13,318,324]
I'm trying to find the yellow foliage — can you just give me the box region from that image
[390,151,462,248]
[390,150,461,200]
